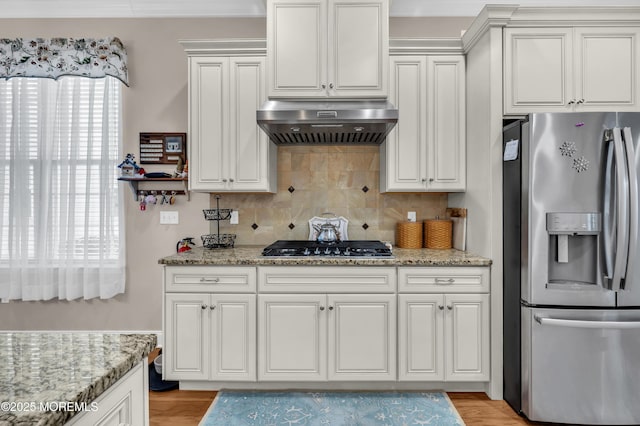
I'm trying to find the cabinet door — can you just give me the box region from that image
[327,294,396,380]
[504,28,573,114]
[258,294,327,381]
[211,294,257,381]
[164,293,209,381]
[188,57,229,191]
[426,56,466,191]
[575,27,640,111]
[381,56,427,192]
[228,57,276,192]
[444,294,490,381]
[267,0,327,97]
[398,294,444,381]
[328,0,388,97]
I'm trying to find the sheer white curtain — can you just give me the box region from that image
[0,76,125,301]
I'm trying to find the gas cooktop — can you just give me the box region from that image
[262,240,392,257]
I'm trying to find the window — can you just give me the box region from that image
[0,76,125,301]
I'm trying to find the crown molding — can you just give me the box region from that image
[390,38,463,55]
[179,39,266,56]
[462,5,518,53]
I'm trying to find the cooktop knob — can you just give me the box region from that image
[314,247,321,255]
[303,248,310,256]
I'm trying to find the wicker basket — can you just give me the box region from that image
[396,222,423,248]
[424,219,452,249]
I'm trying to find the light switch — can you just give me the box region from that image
[160,211,179,225]
[407,211,417,222]
[230,210,239,225]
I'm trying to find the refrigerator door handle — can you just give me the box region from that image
[622,127,638,290]
[602,139,615,285]
[611,127,630,292]
[534,315,640,330]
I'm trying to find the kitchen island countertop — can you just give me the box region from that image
[158,246,491,266]
[0,332,156,425]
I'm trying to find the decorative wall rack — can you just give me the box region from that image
[118,176,190,201]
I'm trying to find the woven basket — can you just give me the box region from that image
[396,222,423,248]
[424,219,452,249]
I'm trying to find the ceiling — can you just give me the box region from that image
[1,0,638,18]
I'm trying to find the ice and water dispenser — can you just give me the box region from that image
[546,212,601,287]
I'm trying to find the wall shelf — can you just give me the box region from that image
[118,177,190,201]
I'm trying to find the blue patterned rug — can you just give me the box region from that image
[199,391,465,425]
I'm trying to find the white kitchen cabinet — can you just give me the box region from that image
[328,294,396,380]
[258,293,395,381]
[164,293,256,381]
[258,294,327,381]
[398,293,490,382]
[398,267,490,382]
[504,27,640,114]
[381,55,466,192]
[188,56,276,192]
[163,293,256,381]
[267,0,388,98]
[67,360,148,426]
[164,266,257,382]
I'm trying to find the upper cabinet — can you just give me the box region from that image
[504,27,640,114]
[186,52,277,192]
[381,54,466,192]
[267,0,389,98]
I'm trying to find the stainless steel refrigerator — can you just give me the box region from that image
[503,112,640,425]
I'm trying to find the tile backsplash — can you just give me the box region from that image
[210,146,447,245]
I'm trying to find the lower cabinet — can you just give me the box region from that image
[163,264,490,386]
[67,360,147,426]
[258,294,396,381]
[164,293,256,381]
[398,293,490,382]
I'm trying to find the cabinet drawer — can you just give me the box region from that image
[165,266,256,293]
[258,266,396,293]
[398,267,489,293]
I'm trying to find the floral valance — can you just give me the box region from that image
[0,37,129,86]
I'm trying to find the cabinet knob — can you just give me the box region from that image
[329,83,334,89]
[568,99,576,105]
[229,178,234,183]
[429,178,434,182]
[210,305,216,310]
[447,305,453,310]
[319,306,325,311]
[222,179,228,183]
[438,305,444,310]
[577,99,585,104]
[321,84,326,89]
[421,178,427,182]
[201,304,207,310]
[328,306,334,311]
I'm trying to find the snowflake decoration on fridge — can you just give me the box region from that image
[572,156,589,173]
[559,141,577,157]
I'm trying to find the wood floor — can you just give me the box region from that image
[147,349,538,425]
[149,388,538,425]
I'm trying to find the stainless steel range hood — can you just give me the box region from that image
[257,100,398,145]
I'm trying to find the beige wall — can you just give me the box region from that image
[0,16,472,331]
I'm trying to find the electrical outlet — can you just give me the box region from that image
[407,211,417,222]
[160,211,179,225]
[230,210,239,225]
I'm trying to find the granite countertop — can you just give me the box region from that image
[0,333,156,425]
[158,246,491,266]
